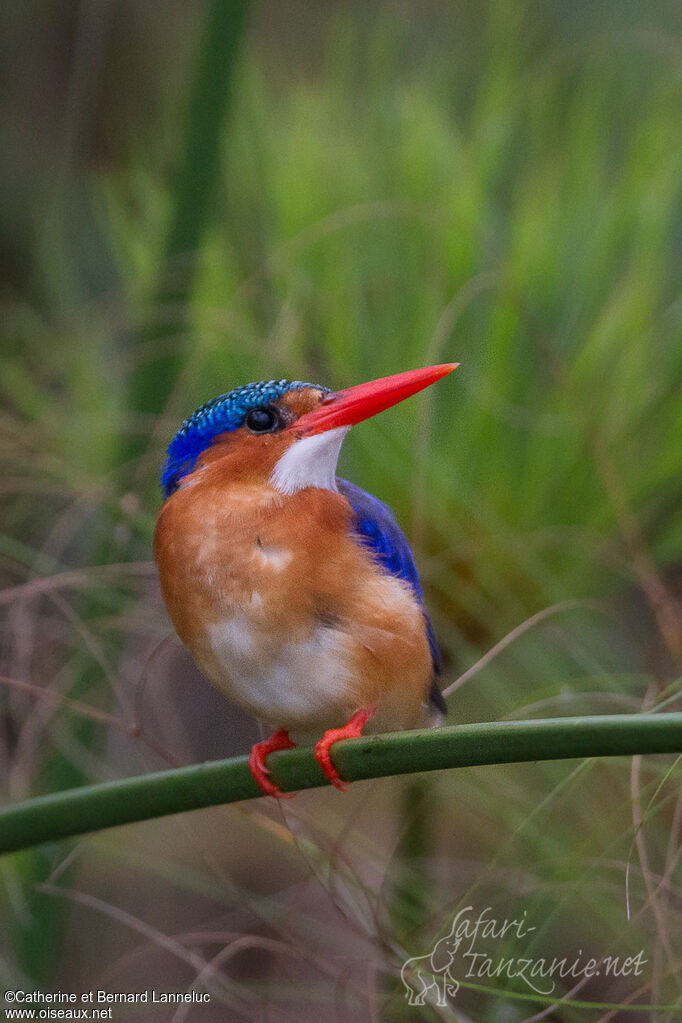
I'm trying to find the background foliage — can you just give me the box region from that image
[1,1,681,1019]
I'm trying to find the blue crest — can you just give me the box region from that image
[161,379,328,497]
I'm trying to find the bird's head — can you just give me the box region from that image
[160,363,458,500]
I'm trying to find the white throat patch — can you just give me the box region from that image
[270,426,350,496]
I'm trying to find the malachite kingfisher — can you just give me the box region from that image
[154,363,457,798]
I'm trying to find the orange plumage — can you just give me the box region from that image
[155,467,432,741]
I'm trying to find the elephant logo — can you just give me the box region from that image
[400,905,472,1007]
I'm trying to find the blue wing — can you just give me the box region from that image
[337,479,446,714]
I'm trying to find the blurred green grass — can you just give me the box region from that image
[1,1,681,1019]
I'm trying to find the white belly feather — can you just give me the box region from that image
[203,612,360,734]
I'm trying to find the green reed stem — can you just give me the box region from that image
[1,714,681,857]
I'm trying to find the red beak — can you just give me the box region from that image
[292,363,459,437]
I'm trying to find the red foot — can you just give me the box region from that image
[314,707,376,791]
[249,729,297,799]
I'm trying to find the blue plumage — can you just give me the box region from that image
[337,479,446,712]
[161,379,329,498]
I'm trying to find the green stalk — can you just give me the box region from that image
[7,1,251,985]
[127,0,251,443]
[1,714,680,857]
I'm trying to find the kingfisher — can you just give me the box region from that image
[154,363,457,798]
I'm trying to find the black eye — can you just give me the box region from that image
[245,405,280,433]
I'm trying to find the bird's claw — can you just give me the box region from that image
[314,707,376,790]
[248,729,297,799]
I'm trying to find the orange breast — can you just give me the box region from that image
[154,468,432,738]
